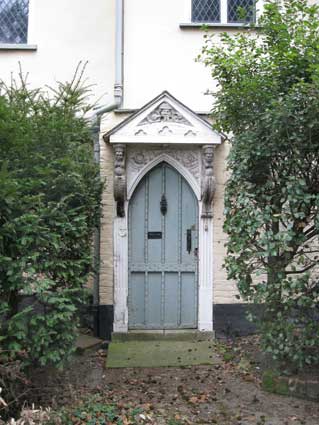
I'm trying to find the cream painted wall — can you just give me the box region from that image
[1,0,315,113]
[0,0,265,113]
[123,0,265,112]
[213,141,239,303]
[0,0,115,105]
[124,0,214,112]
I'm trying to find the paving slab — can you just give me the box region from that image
[76,334,103,350]
[106,340,221,368]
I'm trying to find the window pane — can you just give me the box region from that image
[0,0,29,44]
[192,0,220,23]
[228,0,255,23]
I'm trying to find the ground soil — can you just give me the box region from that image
[25,336,319,425]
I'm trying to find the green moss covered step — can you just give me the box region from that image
[106,340,221,368]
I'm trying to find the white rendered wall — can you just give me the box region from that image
[0,0,265,112]
[123,0,264,112]
[123,0,214,112]
[0,0,115,105]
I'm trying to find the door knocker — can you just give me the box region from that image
[160,194,167,216]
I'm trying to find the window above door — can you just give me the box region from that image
[192,0,255,24]
[180,0,260,28]
[192,0,221,23]
[227,0,255,23]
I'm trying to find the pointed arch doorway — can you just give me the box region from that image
[105,91,222,334]
[128,162,198,329]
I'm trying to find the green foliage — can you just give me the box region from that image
[262,370,289,396]
[52,397,144,425]
[0,67,102,369]
[167,420,183,425]
[201,0,319,369]
[52,397,183,425]
[57,401,120,424]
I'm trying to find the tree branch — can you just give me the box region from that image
[286,263,316,274]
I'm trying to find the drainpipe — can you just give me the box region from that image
[91,0,124,336]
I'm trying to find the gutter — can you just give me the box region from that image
[91,0,124,323]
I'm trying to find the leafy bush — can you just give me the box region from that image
[51,397,144,425]
[201,0,319,369]
[0,68,102,371]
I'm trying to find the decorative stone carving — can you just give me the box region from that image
[113,144,127,217]
[126,145,217,218]
[138,102,192,126]
[131,151,147,167]
[158,126,173,135]
[134,129,147,136]
[201,145,216,218]
[180,151,199,178]
[127,146,200,183]
[184,129,197,137]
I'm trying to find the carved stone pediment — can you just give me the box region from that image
[138,102,192,127]
[104,91,222,145]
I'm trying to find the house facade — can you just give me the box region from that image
[1,0,267,338]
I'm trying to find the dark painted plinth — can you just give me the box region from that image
[95,304,261,340]
[93,304,114,340]
[20,298,257,341]
[213,304,263,338]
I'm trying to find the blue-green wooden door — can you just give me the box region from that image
[128,163,198,329]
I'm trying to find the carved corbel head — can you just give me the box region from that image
[201,145,216,219]
[113,144,127,217]
[202,145,215,167]
[114,143,126,165]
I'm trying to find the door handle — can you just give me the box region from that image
[187,229,192,254]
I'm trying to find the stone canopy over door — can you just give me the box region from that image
[103,91,222,333]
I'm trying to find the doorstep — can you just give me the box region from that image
[106,339,220,368]
[112,330,215,342]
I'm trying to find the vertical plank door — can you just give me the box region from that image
[128,163,198,329]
